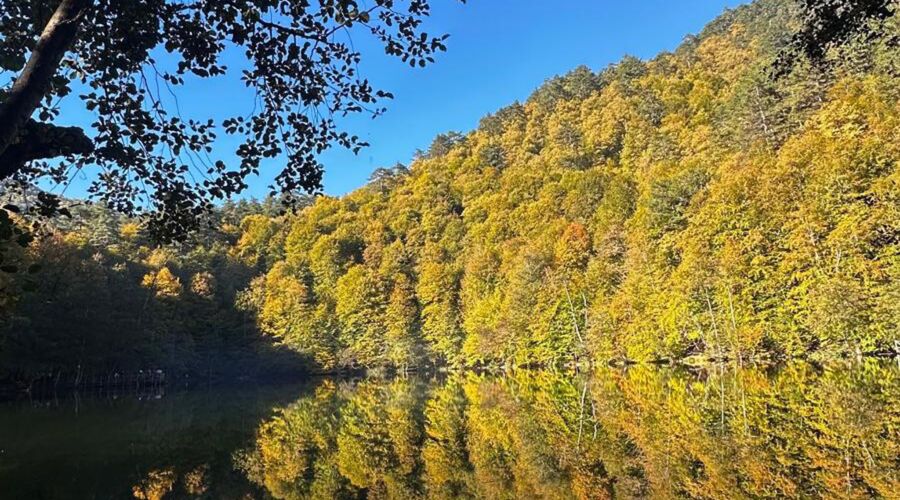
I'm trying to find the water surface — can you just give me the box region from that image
[1,361,898,499]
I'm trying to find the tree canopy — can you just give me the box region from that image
[1,0,898,382]
[0,0,459,240]
[225,0,899,369]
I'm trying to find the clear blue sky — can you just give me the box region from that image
[56,0,748,199]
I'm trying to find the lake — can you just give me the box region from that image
[1,361,898,499]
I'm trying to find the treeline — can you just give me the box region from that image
[236,0,899,369]
[0,198,313,386]
[2,0,899,377]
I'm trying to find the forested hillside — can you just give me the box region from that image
[0,198,313,385]
[2,0,898,379]
[235,0,899,369]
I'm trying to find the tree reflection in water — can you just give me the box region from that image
[1,361,897,499]
[238,361,899,499]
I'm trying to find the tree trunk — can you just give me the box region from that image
[0,0,93,178]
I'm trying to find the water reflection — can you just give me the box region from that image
[0,382,313,499]
[2,361,899,499]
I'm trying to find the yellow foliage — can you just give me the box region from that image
[142,267,182,298]
[119,222,141,242]
[132,469,175,500]
[190,271,216,299]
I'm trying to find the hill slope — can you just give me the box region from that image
[3,0,898,377]
[236,0,898,368]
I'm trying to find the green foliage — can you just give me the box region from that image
[0,199,308,384]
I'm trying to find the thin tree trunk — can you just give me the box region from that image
[581,291,589,330]
[704,288,723,360]
[564,283,585,346]
[0,0,93,177]
[754,86,774,148]
[576,382,587,450]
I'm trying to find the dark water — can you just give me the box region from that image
[1,361,898,499]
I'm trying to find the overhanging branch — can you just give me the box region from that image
[0,120,94,178]
[0,0,93,180]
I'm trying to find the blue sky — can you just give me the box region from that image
[56,0,747,199]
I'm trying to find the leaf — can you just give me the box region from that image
[0,53,25,71]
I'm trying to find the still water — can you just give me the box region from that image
[1,361,898,499]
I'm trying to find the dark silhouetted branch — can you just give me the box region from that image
[0,0,93,179]
[0,120,93,177]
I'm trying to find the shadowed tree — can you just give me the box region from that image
[776,0,896,74]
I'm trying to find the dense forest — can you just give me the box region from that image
[0,197,314,385]
[1,0,898,382]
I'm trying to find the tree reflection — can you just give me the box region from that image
[231,361,899,499]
